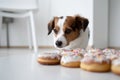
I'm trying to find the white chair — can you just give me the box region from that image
[0,0,38,53]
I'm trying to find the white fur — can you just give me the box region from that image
[54,17,68,48]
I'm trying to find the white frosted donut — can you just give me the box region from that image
[103,48,120,60]
[61,52,83,68]
[61,50,73,56]
[80,52,111,72]
[37,52,61,65]
[38,52,61,59]
[111,57,120,75]
[87,48,103,55]
[72,48,86,55]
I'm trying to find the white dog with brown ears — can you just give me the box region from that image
[48,15,93,50]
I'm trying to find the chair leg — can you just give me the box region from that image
[0,16,2,28]
[0,16,2,46]
[26,18,33,49]
[29,11,38,53]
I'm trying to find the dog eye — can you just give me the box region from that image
[53,29,58,34]
[65,29,72,34]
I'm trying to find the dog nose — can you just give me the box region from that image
[56,41,62,47]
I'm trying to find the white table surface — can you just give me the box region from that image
[0,49,120,80]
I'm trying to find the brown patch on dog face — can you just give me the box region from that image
[48,17,60,35]
[53,26,60,37]
[63,16,80,43]
[64,27,80,43]
[53,17,60,37]
[63,15,89,44]
[75,15,89,31]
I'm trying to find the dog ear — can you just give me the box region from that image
[82,18,89,31]
[75,15,89,32]
[48,18,55,35]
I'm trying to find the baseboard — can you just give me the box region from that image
[39,46,55,49]
[0,46,119,50]
[0,46,55,49]
[108,46,120,50]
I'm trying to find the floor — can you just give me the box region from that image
[0,48,119,80]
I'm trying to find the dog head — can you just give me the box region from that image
[48,15,89,49]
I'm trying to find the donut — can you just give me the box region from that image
[61,48,86,56]
[80,49,111,72]
[37,52,61,65]
[61,51,83,68]
[72,48,86,56]
[61,49,73,56]
[103,48,120,61]
[103,48,116,60]
[111,57,120,75]
[87,48,103,55]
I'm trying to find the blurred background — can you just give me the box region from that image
[0,0,119,49]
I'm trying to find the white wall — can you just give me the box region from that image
[51,0,93,17]
[93,0,108,48]
[109,0,120,47]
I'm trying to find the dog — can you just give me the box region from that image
[48,15,92,50]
